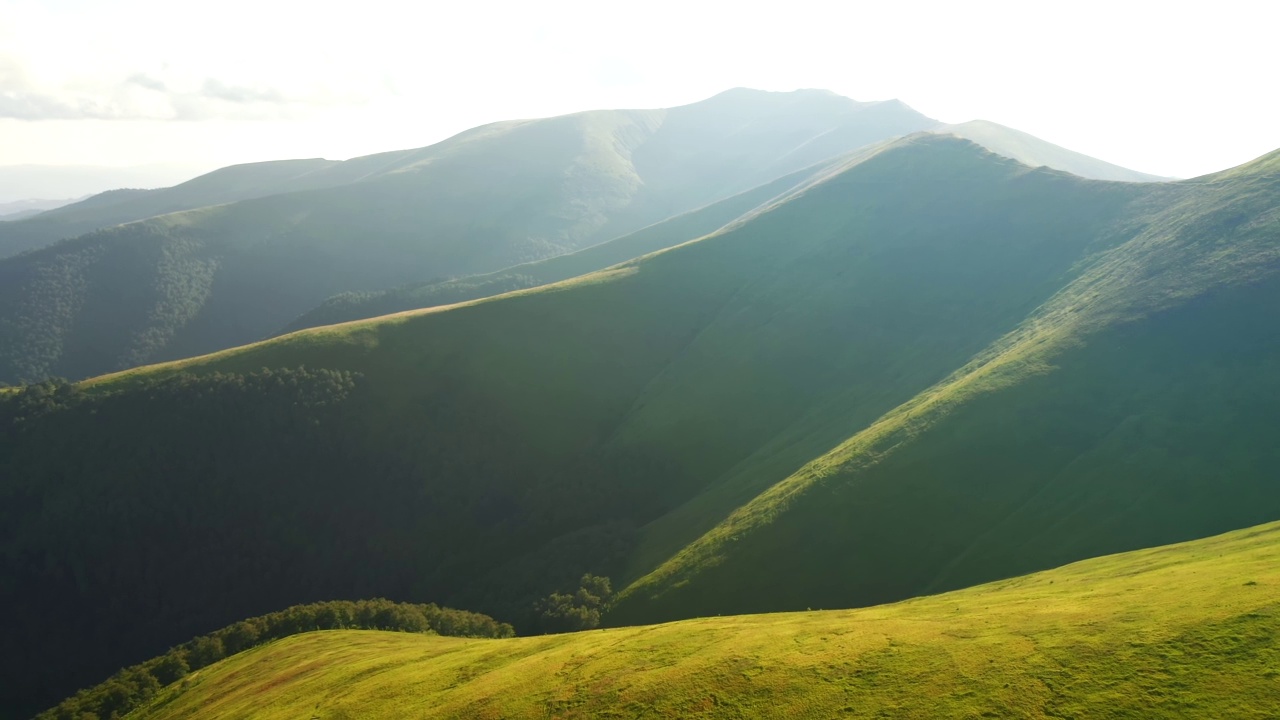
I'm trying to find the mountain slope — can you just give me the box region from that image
[280,121,1169,334]
[278,154,860,333]
[4,137,1275,717]
[942,119,1172,182]
[0,157,348,257]
[129,520,1280,719]
[0,158,343,259]
[611,145,1280,623]
[0,90,938,384]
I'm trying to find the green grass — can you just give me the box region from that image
[8,135,1279,717]
[613,140,1280,623]
[133,520,1280,719]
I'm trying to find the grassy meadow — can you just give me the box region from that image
[133,521,1280,719]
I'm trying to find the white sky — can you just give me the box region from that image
[1,0,1277,179]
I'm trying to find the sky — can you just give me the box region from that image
[1,0,1277,181]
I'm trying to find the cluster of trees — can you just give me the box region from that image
[36,598,513,720]
[535,574,614,633]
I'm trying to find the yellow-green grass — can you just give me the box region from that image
[137,521,1280,719]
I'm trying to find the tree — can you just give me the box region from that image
[535,574,612,633]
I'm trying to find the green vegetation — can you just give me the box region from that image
[4,135,1276,718]
[0,159,341,260]
[280,161,836,333]
[0,89,935,385]
[534,574,614,633]
[37,599,511,720]
[127,521,1280,719]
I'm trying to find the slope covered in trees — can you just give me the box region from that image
[0,89,936,384]
[3,136,1275,718]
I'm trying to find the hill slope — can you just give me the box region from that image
[279,121,1168,334]
[610,145,1280,623]
[0,159,344,259]
[129,520,1280,719]
[4,136,1276,717]
[0,89,936,384]
[278,154,859,333]
[942,119,1172,182]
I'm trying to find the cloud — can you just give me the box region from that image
[0,54,344,122]
[127,73,168,92]
[199,78,285,105]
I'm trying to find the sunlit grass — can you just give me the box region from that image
[136,521,1280,719]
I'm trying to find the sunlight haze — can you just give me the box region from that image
[1,0,1276,180]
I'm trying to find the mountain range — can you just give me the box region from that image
[3,95,1276,719]
[0,89,1165,386]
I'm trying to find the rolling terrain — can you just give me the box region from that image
[0,89,936,384]
[3,135,1275,717]
[283,121,1167,333]
[0,159,344,259]
[116,521,1280,719]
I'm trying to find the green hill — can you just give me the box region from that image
[277,154,859,333]
[3,135,1276,717]
[122,520,1280,719]
[0,159,342,259]
[279,121,1169,335]
[0,89,936,385]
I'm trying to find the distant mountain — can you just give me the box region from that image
[0,89,939,384]
[0,163,209,204]
[4,135,1275,717]
[0,197,81,221]
[941,119,1172,182]
[0,158,347,259]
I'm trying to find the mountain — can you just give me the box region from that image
[3,135,1275,717]
[92,521,1280,718]
[0,159,345,259]
[0,89,938,385]
[942,119,1172,182]
[280,119,1170,336]
[0,197,81,221]
[279,157,854,334]
[609,144,1280,624]
[0,163,209,204]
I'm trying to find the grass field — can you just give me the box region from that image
[134,520,1280,719]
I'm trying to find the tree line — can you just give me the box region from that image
[36,598,514,720]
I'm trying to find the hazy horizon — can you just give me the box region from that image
[2,0,1277,182]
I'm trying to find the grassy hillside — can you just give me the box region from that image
[37,599,511,720]
[0,90,936,385]
[5,136,1276,717]
[281,120,1169,335]
[279,155,857,333]
[0,159,342,259]
[127,521,1280,719]
[611,146,1280,623]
